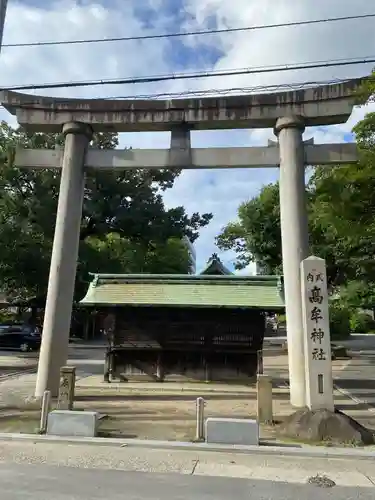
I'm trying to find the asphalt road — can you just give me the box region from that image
[67,344,106,378]
[0,343,106,378]
[266,335,375,408]
[0,462,373,500]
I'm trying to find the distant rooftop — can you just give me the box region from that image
[199,253,232,276]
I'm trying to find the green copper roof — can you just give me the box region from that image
[80,273,284,309]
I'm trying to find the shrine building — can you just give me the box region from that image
[79,255,285,383]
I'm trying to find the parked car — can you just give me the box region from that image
[0,323,41,352]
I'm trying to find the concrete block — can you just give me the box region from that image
[47,410,99,437]
[205,417,259,446]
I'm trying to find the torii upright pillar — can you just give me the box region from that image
[275,116,309,408]
[35,122,93,398]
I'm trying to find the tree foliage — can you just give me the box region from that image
[0,123,210,299]
[216,183,281,275]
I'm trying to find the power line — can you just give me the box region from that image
[0,76,371,110]
[3,12,375,48]
[0,77,355,108]
[3,55,374,92]
[96,77,370,100]
[68,77,367,101]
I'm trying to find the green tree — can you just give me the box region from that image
[216,183,281,274]
[77,234,191,298]
[0,122,211,299]
[356,69,375,105]
[80,234,191,276]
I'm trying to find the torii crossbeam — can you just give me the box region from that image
[15,142,357,170]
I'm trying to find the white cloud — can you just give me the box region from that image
[0,1,172,92]
[0,0,374,272]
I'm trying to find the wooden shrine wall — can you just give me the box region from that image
[104,306,265,383]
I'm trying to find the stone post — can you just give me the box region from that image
[39,390,51,434]
[156,353,164,382]
[104,350,111,383]
[257,375,273,424]
[204,356,212,383]
[57,366,76,410]
[195,397,205,441]
[257,349,264,375]
[275,116,309,408]
[35,122,93,398]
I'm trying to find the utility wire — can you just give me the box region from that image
[0,76,370,109]
[3,12,375,48]
[95,77,371,100]
[3,55,374,92]
[0,78,354,105]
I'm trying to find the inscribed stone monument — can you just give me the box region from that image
[57,365,76,410]
[301,256,334,411]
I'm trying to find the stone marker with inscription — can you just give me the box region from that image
[301,256,334,411]
[57,366,76,410]
[278,255,373,444]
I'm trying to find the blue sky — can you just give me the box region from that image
[0,0,374,273]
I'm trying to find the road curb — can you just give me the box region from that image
[76,386,260,395]
[0,433,374,460]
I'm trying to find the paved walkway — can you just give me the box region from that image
[0,439,374,488]
[0,373,39,410]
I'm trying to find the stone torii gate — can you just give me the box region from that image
[0,79,360,404]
